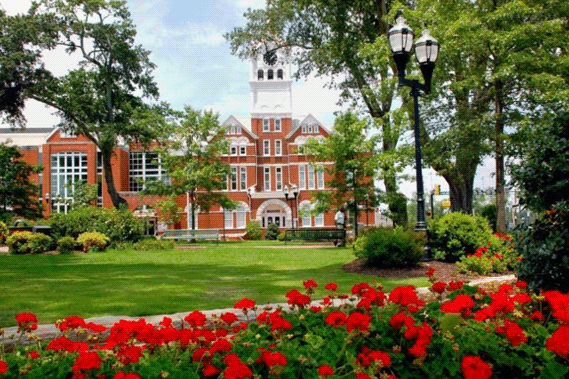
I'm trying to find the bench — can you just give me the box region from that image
[284,228,346,246]
[159,229,219,244]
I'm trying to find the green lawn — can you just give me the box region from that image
[0,242,429,327]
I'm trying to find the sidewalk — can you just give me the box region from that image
[2,274,516,348]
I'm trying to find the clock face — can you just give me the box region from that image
[263,51,278,66]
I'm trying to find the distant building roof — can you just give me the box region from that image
[0,127,55,147]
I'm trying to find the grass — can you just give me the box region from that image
[0,241,429,327]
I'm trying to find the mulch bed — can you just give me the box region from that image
[342,259,513,283]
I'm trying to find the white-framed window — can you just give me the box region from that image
[313,125,318,133]
[307,125,313,133]
[299,165,306,189]
[263,140,270,155]
[231,167,238,191]
[264,167,271,191]
[301,206,311,227]
[60,129,77,138]
[230,146,237,156]
[50,152,88,213]
[275,119,281,132]
[240,167,247,190]
[224,210,233,229]
[302,125,307,133]
[315,213,324,227]
[263,118,270,132]
[317,168,325,189]
[236,206,247,228]
[129,152,167,192]
[275,167,282,191]
[308,165,315,189]
[275,140,282,156]
[240,145,246,155]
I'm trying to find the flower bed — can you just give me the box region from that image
[1,272,568,378]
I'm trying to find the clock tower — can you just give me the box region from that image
[249,47,293,119]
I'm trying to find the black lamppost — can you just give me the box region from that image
[388,16,439,232]
[283,184,298,231]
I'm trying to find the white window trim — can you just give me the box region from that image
[299,165,306,190]
[275,166,282,191]
[240,167,247,191]
[263,118,270,132]
[263,140,270,156]
[275,140,282,156]
[240,146,246,155]
[275,118,281,132]
[317,167,325,189]
[230,146,237,156]
[302,125,307,133]
[301,206,311,228]
[236,206,247,229]
[231,167,238,191]
[224,210,234,229]
[314,213,324,227]
[308,165,315,190]
[264,167,271,191]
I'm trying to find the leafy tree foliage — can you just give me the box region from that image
[0,142,42,220]
[143,106,236,230]
[226,0,413,223]
[1,0,162,209]
[304,112,381,237]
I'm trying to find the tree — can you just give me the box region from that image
[0,142,42,220]
[143,106,237,230]
[304,112,381,237]
[1,0,161,209]
[226,0,413,224]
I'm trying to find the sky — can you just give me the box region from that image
[1,0,496,199]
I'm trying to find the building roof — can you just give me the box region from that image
[0,127,55,147]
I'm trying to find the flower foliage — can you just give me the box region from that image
[2,276,569,378]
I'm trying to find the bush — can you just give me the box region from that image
[428,212,493,262]
[456,233,519,276]
[354,226,425,268]
[245,220,262,240]
[77,232,110,252]
[265,222,280,240]
[479,204,497,232]
[0,221,8,243]
[56,236,77,254]
[133,238,176,251]
[516,201,569,293]
[50,207,146,243]
[6,231,51,254]
[277,231,286,241]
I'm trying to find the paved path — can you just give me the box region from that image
[2,274,516,349]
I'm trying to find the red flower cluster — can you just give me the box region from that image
[0,361,8,374]
[496,320,527,346]
[388,286,424,312]
[220,312,239,325]
[317,364,334,376]
[285,289,311,308]
[403,322,433,357]
[257,309,292,331]
[356,287,386,310]
[15,312,38,332]
[431,281,447,294]
[222,354,253,379]
[440,294,475,317]
[184,310,207,327]
[324,282,338,291]
[72,351,102,376]
[257,349,287,367]
[324,310,348,327]
[346,312,372,333]
[356,346,391,369]
[389,312,414,331]
[303,279,318,289]
[114,373,142,379]
[461,355,492,379]
[234,297,256,311]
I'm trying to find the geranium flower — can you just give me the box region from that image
[202,365,221,377]
[185,311,207,327]
[431,281,447,294]
[447,281,464,291]
[303,279,318,289]
[440,294,475,317]
[223,354,253,379]
[234,298,256,311]
[114,372,142,379]
[324,282,338,291]
[461,356,492,379]
[159,317,172,328]
[285,289,311,308]
[546,325,569,358]
[317,364,334,376]
[220,312,239,325]
[209,338,232,355]
[388,286,424,312]
[389,312,414,330]
[27,350,40,359]
[57,315,86,331]
[15,312,38,332]
[496,320,527,346]
[324,311,348,327]
[0,360,8,374]
[72,351,102,372]
[515,280,528,289]
[116,345,144,365]
[346,312,372,333]
[258,351,288,367]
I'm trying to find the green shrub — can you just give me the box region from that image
[77,232,110,252]
[265,222,280,240]
[354,226,424,268]
[0,221,8,243]
[428,212,493,262]
[516,201,569,293]
[56,236,77,254]
[133,238,176,251]
[277,231,286,241]
[6,231,51,254]
[479,204,497,232]
[245,220,262,240]
[456,233,519,276]
[50,207,146,243]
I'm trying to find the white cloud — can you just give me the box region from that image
[235,0,266,10]
[2,0,32,15]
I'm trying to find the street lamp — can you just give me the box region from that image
[388,16,439,232]
[283,184,298,231]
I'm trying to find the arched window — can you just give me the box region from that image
[268,69,274,80]
[277,69,283,79]
[258,69,264,80]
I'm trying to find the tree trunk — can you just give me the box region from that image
[101,148,127,209]
[445,173,474,215]
[494,80,507,233]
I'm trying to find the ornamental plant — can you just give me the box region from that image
[456,233,519,275]
[56,236,77,254]
[354,227,425,268]
[1,274,569,378]
[6,231,51,254]
[76,232,110,252]
[0,221,8,243]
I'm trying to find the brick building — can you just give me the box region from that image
[0,49,387,238]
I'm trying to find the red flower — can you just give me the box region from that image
[303,279,318,289]
[544,291,569,324]
[425,268,435,277]
[0,360,7,374]
[431,281,447,294]
[447,281,464,291]
[222,354,253,379]
[388,286,424,312]
[317,364,334,376]
[310,306,322,313]
[185,311,207,327]
[27,350,40,359]
[202,365,221,377]
[57,315,86,331]
[528,310,545,321]
[285,289,311,308]
[258,351,288,367]
[346,312,372,333]
[116,345,144,365]
[15,312,38,332]
[403,323,433,357]
[72,351,102,372]
[324,311,348,327]
[546,325,569,358]
[234,298,256,310]
[324,282,338,291]
[355,374,372,379]
[440,294,475,317]
[461,356,492,379]
[159,317,172,328]
[356,347,391,368]
[85,322,107,333]
[220,312,239,325]
[351,282,372,296]
[496,320,527,346]
[515,280,528,289]
[114,373,142,379]
[389,312,414,330]
[210,338,232,355]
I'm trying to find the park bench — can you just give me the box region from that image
[159,228,219,244]
[284,228,346,246]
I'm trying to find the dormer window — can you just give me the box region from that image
[313,125,318,133]
[277,69,283,79]
[268,69,274,80]
[302,125,307,133]
[307,125,313,133]
[258,69,264,80]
